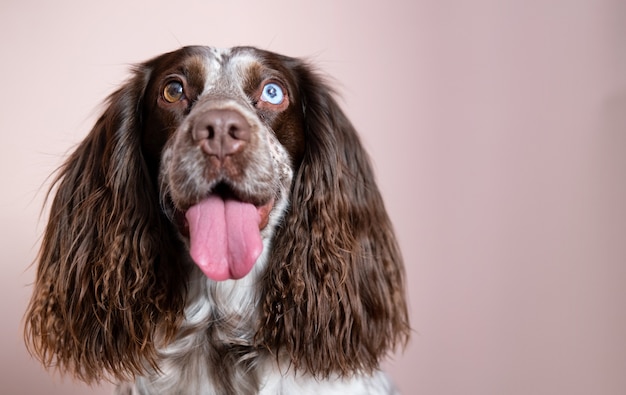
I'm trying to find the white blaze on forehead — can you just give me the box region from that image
[201,48,226,93]
[201,48,262,96]
[209,46,230,59]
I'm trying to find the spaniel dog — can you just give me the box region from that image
[24,46,410,395]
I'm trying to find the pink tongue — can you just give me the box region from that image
[185,195,263,281]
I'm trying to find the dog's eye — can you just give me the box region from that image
[163,81,184,103]
[260,83,284,105]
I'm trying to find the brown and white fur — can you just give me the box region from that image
[24,46,410,395]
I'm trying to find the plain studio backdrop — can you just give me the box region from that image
[1,1,625,394]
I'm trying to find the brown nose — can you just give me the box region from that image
[192,109,250,158]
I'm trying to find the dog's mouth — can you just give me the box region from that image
[175,185,274,281]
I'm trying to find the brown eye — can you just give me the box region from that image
[163,81,184,103]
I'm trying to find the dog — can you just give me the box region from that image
[25,46,410,394]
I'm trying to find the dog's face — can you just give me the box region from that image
[139,46,306,280]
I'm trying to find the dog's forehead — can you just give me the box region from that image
[199,47,264,91]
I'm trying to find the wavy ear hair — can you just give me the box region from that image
[24,64,186,383]
[260,62,410,376]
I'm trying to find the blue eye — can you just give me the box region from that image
[260,83,284,105]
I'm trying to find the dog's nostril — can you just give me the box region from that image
[193,109,251,158]
[228,125,240,138]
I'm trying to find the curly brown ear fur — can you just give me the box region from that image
[259,63,410,377]
[24,66,186,383]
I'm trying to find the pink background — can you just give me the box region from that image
[2,1,625,394]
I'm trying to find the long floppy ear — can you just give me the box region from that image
[24,66,186,383]
[260,63,410,377]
